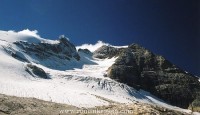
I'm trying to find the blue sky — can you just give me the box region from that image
[0,0,199,75]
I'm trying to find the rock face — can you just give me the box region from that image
[14,36,80,61]
[107,49,140,89]
[96,44,200,109]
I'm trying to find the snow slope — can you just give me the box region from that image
[0,30,193,113]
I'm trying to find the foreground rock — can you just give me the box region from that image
[0,94,78,115]
[0,94,190,115]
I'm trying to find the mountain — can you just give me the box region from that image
[94,44,200,109]
[0,30,199,114]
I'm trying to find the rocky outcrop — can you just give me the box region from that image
[189,94,200,112]
[78,48,93,56]
[96,44,200,109]
[25,64,48,79]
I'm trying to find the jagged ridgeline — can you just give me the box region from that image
[93,44,200,109]
[13,36,80,61]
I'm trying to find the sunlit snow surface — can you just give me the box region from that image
[0,30,193,113]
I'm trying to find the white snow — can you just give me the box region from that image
[63,57,117,78]
[0,30,197,114]
[76,40,109,52]
[110,45,128,48]
[76,40,128,52]
[0,30,59,44]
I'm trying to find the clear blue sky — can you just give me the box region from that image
[0,0,199,75]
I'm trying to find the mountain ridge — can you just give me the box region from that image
[0,30,199,114]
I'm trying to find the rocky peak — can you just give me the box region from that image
[93,45,122,59]
[58,36,80,60]
[105,43,200,109]
[59,36,74,48]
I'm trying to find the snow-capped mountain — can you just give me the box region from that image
[0,30,199,114]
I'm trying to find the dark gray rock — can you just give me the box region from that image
[107,49,140,89]
[25,64,48,79]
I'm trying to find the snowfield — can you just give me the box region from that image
[0,30,194,113]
